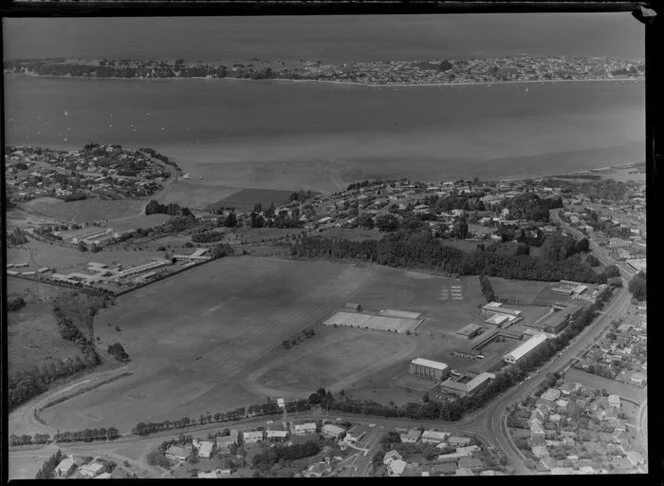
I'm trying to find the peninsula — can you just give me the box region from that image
[4,56,644,86]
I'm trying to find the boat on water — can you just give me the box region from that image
[182,173,191,180]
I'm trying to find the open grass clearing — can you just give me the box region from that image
[488,277,552,305]
[208,187,296,211]
[21,197,145,224]
[8,303,84,376]
[162,180,241,210]
[39,257,389,431]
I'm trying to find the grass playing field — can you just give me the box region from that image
[37,258,486,432]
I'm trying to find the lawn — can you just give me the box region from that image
[207,188,296,212]
[487,277,552,305]
[21,197,145,224]
[40,257,412,431]
[8,303,84,377]
[162,180,241,210]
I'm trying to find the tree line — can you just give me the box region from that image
[145,199,193,217]
[479,274,497,302]
[54,427,121,443]
[290,230,606,284]
[628,271,646,301]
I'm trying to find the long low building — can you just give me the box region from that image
[456,323,483,340]
[482,302,522,317]
[440,372,495,397]
[409,358,450,380]
[504,333,548,364]
[115,259,172,279]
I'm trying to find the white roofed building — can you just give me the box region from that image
[409,358,450,380]
[504,333,548,364]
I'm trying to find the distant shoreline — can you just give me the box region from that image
[4,71,644,89]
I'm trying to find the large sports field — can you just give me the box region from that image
[39,258,484,431]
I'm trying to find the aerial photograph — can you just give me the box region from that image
[4,9,648,480]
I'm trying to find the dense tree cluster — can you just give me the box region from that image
[107,343,130,362]
[496,193,563,222]
[253,441,321,471]
[145,199,192,217]
[211,243,235,259]
[628,271,647,301]
[35,449,63,479]
[7,227,29,246]
[479,274,497,302]
[290,230,605,283]
[8,295,27,312]
[375,214,400,232]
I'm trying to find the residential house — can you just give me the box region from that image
[196,441,214,459]
[532,446,549,458]
[79,461,109,478]
[447,436,472,447]
[345,425,369,444]
[388,459,407,477]
[293,422,317,436]
[321,423,346,441]
[55,457,77,478]
[165,445,191,462]
[540,388,561,404]
[455,467,475,476]
[421,430,448,444]
[242,431,264,444]
[265,430,289,442]
[216,433,238,454]
[383,450,403,465]
[400,428,422,444]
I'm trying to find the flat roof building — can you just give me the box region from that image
[440,373,495,397]
[482,302,522,317]
[410,358,450,380]
[504,333,548,364]
[456,323,483,340]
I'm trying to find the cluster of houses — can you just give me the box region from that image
[512,381,647,474]
[381,429,501,477]
[54,455,125,479]
[289,56,642,86]
[576,311,647,386]
[5,145,168,203]
[161,420,376,478]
